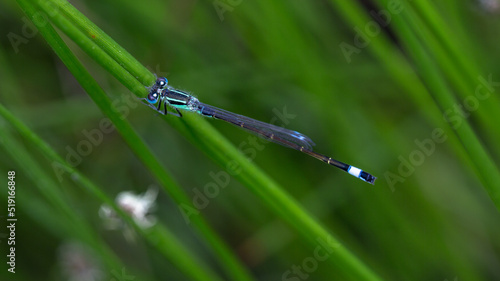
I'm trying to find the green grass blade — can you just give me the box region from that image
[332,1,500,211]
[401,1,500,158]
[393,4,500,210]
[0,101,223,281]
[48,0,152,86]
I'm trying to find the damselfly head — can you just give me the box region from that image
[147,77,168,104]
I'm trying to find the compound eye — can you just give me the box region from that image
[147,92,158,104]
[157,77,168,88]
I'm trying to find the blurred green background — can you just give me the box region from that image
[1,0,500,280]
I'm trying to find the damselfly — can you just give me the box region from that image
[142,77,376,184]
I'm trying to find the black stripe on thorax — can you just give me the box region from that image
[164,89,190,105]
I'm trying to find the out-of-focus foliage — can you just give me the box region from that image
[1,0,500,280]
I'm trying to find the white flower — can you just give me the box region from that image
[99,187,158,241]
